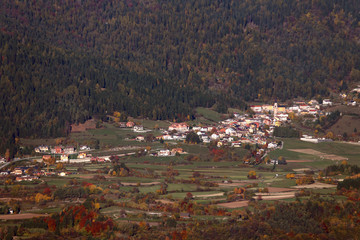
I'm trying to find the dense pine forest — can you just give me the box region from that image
[1,0,359,154]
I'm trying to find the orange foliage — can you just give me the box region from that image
[296,175,315,185]
[46,217,56,232]
[234,187,245,194]
[286,173,295,179]
[247,170,257,179]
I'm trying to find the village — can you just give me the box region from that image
[2,96,354,182]
[0,97,359,239]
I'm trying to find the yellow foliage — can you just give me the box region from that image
[87,184,103,193]
[5,179,13,185]
[113,111,121,118]
[348,173,360,179]
[296,175,314,185]
[56,163,64,170]
[286,173,295,179]
[234,187,245,194]
[325,131,334,140]
[5,149,10,160]
[35,193,51,203]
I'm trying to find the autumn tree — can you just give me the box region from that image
[247,171,257,179]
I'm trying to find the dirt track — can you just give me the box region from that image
[287,160,313,163]
[218,182,247,187]
[217,201,249,208]
[120,182,161,186]
[292,182,336,189]
[156,199,174,205]
[0,213,49,220]
[194,193,224,198]
[257,193,296,200]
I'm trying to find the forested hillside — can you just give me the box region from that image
[1,0,359,154]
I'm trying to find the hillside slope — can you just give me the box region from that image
[1,0,359,154]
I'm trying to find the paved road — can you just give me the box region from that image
[0,156,38,171]
[0,150,136,170]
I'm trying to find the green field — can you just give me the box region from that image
[269,139,360,167]
[70,123,165,148]
[195,107,222,122]
[130,118,171,129]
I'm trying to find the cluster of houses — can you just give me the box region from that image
[300,135,333,143]
[249,100,332,118]
[34,145,93,164]
[110,102,343,152]
[0,167,74,180]
[135,100,341,153]
[150,113,280,150]
[150,148,185,157]
[0,166,43,181]
[35,145,90,154]
[340,85,360,106]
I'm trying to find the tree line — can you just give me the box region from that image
[1,0,359,154]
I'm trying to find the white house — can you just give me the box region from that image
[136,135,145,142]
[173,134,184,141]
[288,106,300,113]
[322,99,333,106]
[158,149,171,156]
[277,113,288,121]
[63,146,75,154]
[200,127,209,132]
[231,141,242,147]
[133,125,144,132]
[250,105,262,113]
[192,126,201,131]
[168,123,189,132]
[210,133,220,140]
[268,142,278,149]
[60,154,69,162]
[225,127,236,136]
[80,145,90,151]
[162,134,173,140]
[35,145,49,153]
